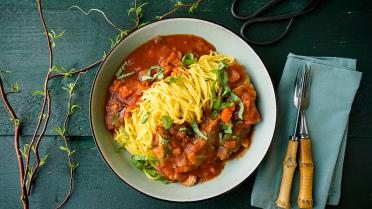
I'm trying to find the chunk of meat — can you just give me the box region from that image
[159,51,182,75]
[118,85,133,99]
[182,175,197,187]
[228,68,240,83]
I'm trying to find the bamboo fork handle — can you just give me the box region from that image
[276,139,298,209]
[298,138,314,208]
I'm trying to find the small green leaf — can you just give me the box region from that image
[42,113,47,120]
[10,82,20,93]
[182,53,196,66]
[140,112,151,124]
[10,118,20,126]
[39,154,48,166]
[155,16,162,20]
[53,127,65,137]
[175,1,185,7]
[32,90,44,96]
[161,115,173,130]
[50,65,60,72]
[191,120,207,140]
[69,162,79,171]
[188,3,199,13]
[127,7,135,16]
[103,51,107,59]
[59,146,71,154]
[70,104,81,115]
[135,2,149,17]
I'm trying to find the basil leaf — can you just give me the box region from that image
[148,65,165,74]
[131,156,144,170]
[141,66,165,81]
[219,102,234,110]
[191,120,207,140]
[140,75,154,81]
[140,112,151,124]
[116,62,135,80]
[167,77,185,83]
[182,53,196,66]
[117,71,135,80]
[221,122,233,134]
[213,98,222,110]
[217,60,229,70]
[158,177,171,184]
[111,112,120,126]
[210,110,219,120]
[179,127,192,136]
[161,115,173,130]
[231,93,244,120]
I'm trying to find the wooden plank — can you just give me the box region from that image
[1,136,371,208]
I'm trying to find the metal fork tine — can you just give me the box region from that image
[303,65,311,99]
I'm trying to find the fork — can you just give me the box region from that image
[297,65,314,209]
[276,67,304,209]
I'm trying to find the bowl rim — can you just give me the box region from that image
[90,17,277,202]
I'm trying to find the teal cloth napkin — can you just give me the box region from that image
[251,53,362,209]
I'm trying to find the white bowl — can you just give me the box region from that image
[90,18,276,202]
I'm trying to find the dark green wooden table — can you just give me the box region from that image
[1,0,371,208]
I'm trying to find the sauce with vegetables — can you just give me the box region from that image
[105,35,260,186]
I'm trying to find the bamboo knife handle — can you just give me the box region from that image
[276,139,298,209]
[298,138,314,208]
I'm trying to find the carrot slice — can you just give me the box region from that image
[220,105,235,123]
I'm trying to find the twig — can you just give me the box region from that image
[156,0,203,20]
[49,59,102,80]
[69,6,122,32]
[0,77,28,209]
[22,0,54,194]
[56,73,82,209]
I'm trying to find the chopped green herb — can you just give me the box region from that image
[213,98,222,110]
[219,102,234,110]
[231,93,244,120]
[182,53,196,66]
[179,127,192,136]
[131,156,145,170]
[141,66,165,81]
[161,139,169,145]
[167,77,186,83]
[191,120,207,140]
[116,62,135,80]
[140,75,154,81]
[112,112,120,126]
[140,112,151,124]
[217,60,229,70]
[161,115,173,130]
[221,122,233,134]
[211,110,219,120]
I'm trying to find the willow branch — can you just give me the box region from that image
[23,0,53,193]
[157,0,203,20]
[49,59,102,80]
[0,77,29,209]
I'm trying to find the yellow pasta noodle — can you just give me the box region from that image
[114,52,234,157]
